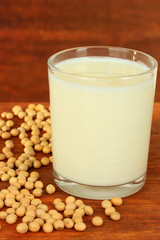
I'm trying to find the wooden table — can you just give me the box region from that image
[0,102,160,240]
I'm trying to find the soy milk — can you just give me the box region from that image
[48,57,155,186]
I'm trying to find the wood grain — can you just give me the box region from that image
[0,0,160,102]
[0,102,159,240]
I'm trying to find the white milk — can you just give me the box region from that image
[48,57,155,186]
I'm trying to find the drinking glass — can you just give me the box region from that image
[48,46,157,199]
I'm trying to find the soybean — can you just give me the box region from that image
[92,216,103,226]
[74,222,86,231]
[16,223,28,234]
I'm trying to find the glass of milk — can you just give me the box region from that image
[47,46,157,199]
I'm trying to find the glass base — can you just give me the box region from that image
[53,170,146,200]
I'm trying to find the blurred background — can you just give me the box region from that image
[0,0,159,102]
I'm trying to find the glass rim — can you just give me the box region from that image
[47,46,158,79]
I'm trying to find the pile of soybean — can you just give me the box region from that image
[0,104,123,234]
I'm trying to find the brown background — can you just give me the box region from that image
[0,0,160,102]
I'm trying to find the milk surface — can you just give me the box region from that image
[49,57,155,186]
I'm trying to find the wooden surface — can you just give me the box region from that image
[0,102,159,240]
[0,0,160,102]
